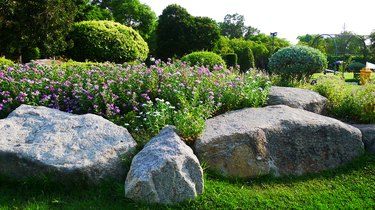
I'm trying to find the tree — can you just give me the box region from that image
[75,0,113,21]
[111,0,157,40]
[156,4,191,59]
[0,0,80,61]
[218,13,260,40]
[244,26,260,39]
[91,0,111,9]
[190,17,220,52]
[156,4,220,60]
[219,13,245,39]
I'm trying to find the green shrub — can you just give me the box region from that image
[347,62,365,72]
[222,53,237,68]
[237,45,255,73]
[23,47,40,62]
[0,57,14,66]
[181,51,226,69]
[67,20,148,63]
[311,75,375,123]
[269,45,327,84]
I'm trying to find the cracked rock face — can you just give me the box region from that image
[0,105,137,184]
[194,105,364,178]
[125,126,203,204]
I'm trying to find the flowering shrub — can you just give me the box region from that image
[311,75,375,123]
[0,61,270,144]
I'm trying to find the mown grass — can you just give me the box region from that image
[1,153,374,209]
[312,71,375,82]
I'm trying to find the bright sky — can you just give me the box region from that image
[140,0,375,44]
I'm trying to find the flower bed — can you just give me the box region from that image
[0,61,270,144]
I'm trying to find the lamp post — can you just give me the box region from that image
[270,32,278,54]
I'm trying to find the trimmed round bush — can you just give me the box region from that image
[0,57,14,66]
[268,45,327,81]
[68,20,149,63]
[182,51,226,69]
[347,62,365,73]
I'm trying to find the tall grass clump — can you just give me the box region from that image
[311,75,375,123]
[0,61,270,144]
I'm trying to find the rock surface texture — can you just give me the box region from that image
[352,124,375,154]
[0,105,137,184]
[267,86,328,114]
[195,105,363,178]
[125,126,203,204]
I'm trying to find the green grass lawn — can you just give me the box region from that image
[312,71,375,82]
[1,153,374,209]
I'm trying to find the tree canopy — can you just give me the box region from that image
[111,0,157,40]
[156,4,220,60]
[219,13,259,39]
[0,0,81,61]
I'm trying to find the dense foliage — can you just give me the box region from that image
[0,0,80,61]
[0,57,14,67]
[0,61,270,143]
[181,51,226,70]
[67,20,149,63]
[111,0,157,40]
[222,53,238,68]
[156,4,220,60]
[214,38,255,72]
[310,75,375,123]
[268,46,328,84]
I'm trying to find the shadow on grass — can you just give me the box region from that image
[204,152,375,187]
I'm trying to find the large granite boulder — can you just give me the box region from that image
[195,105,363,178]
[267,86,328,114]
[352,124,375,154]
[0,105,137,184]
[125,126,203,204]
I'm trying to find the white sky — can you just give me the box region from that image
[139,0,375,44]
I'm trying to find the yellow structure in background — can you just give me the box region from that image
[359,68,372,85]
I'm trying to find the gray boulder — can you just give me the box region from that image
[0,105,137,184]
[125,126,203,204]
[352,124,375,154]
[267,86,328,114]
[195,105,363,178]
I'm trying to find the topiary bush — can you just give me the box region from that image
[0,57,14,66]
[67,20,149,63]
[347,62,365,73]
[222,53,237,68]
[181,51,226,69]
[268,45,327,84]
[237,46,255,73]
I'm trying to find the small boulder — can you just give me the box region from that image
[352,124,375,154]
[267,86,328,114]
[0,105,137,184]
[125,126,203,204]
[195,105,363,178]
